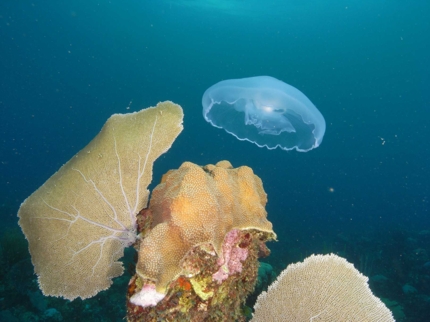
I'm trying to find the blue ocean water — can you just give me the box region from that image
[1,0,429,321]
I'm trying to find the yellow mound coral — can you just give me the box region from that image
[136,160,276,294]
[17,101,183,300]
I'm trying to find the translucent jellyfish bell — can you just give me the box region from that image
[202,76,326,152]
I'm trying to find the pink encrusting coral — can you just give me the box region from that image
[213,229,249,283]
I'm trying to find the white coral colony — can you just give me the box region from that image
[251,254,394,322]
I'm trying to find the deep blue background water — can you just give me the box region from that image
[1,0,429,319]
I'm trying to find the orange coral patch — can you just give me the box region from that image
[136,161,276,294]
[177,276,192,291]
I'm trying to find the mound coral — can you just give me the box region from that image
[17,101,183,300]
[135,160,275,293]
[127,161,276,321]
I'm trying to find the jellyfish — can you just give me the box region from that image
[202,76,326,152]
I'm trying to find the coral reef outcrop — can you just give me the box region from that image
[127,161,276,321]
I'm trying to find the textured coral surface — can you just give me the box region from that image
[136,161,275,294]
[126,161,276,321]
[251,254,394,322]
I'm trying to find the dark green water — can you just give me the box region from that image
[1,1,429,321]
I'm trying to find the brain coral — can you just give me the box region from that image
[251,254,394,321]
[17,101,183,300]
[136,160,276,294]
